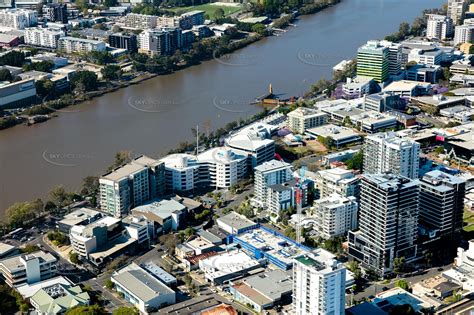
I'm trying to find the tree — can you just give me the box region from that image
[251,23,267,35]
[395,279,410,291]
[309,78,332,95]
[69,252,80,264]
[0,51,25,67]
[105,279,114,290]
[101,65,122,81]
[81,176,99,196]
[70,71,98,92]
[393,256,406,273]
[434,146,445,155]
[322,236,344,254]
[49,185,71,209]
[35,79,55,98]
[113,307,139,315]
[160,234,179,256]
[107,150,132,171]
[347,261,360,273]
[102,0,117,7]
[317,135,335,149]
[5,202,37,227]
[74,0,88,11]
[346,150,363,170]
[30,198,44,216]
[284,226,297,240]
[21,244,40,254]
[47,230,69,246]
[33,60,54,72]
[445,290,462,303]
[398,22,410,38]
[446,121,461,128]
[213,8,225,20]
[443,67,451,80]
[0,69,12,81]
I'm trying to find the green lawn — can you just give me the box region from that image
[464,209,474,232]
[166,3,242,17]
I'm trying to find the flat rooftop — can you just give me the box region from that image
[0,251,57,272]
[240,269,292,301]
[254,159,291,173]
[200,250,260,280]
[217,212,257,232]
[362,173,418,191]
[58,207,102,227]
[235,227,310,267]
[293,249,340,274]
[88,235,136,261]
[0,242,16,256]
[140,261,176,284]
[112,263,174,302]
[101,162,146,181]
[306,124,360,142]
[132,199,186,219]
[383,80,431,92]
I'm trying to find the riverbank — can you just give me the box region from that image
[0,0,342,131]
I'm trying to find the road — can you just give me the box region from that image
[87,276,129,311]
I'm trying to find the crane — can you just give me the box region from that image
[295,165,307,244]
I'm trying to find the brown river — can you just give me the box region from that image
[0,0,446,213]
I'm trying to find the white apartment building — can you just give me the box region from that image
[70,216,122,258]
[99,156,165,218]
[454,23,474,45]
[197,147,247,189]
[341,76,373,99]
[100,163,150,218]
[157,15,179,28]
[24,27,64,49]
[57,37,106,53]
[448,0,468,25]
[293,250,346,315]
[287,107,328,134]
[426,14,453,40]
[0,8,37,29]
[124,13,157,29]
[14,0,42,10]
[408,48,443,67]
[160,148,247,191]
[225,122,276,168]
[0,251,57,287]
[254,160,293,208]
[316,168,360,199]
[160,153,200,192]
[444,240,474,292]
[364,132,420,179]
[311,193,358,239]
[138,29,170,56]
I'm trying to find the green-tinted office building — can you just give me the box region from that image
[357,40,389,83]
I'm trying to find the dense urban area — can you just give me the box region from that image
[1,0,474,314]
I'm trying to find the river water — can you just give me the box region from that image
[0,0,446,213]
